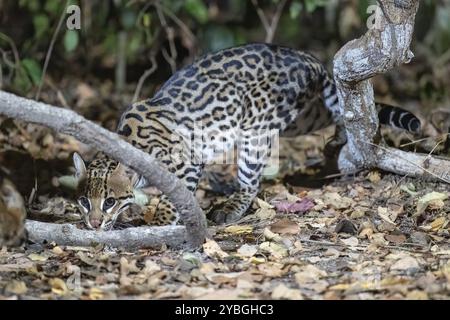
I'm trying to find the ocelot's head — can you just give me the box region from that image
[73,153,136,231]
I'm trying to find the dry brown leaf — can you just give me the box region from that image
[377,206,397,225]
[28,253,48,262]
[52,246,64,256]
[271,284,303,300]
[329,283,350,291]
[340,236,359,247]
[295,265,327,285]
[250,256,266,265]
[142,259,161,277]
[224,225,253,235]
[49,278,69,296]
[429,216,448,231]
[255,207,277,220]
[323,192,353,209]
[369,233,389,246]
[237,244,258,258]
[416,192,448,216]
[259,241,288,259]
[88,287,104,300]
[203,238,229,260]
[406,290,428,300]
[5,280,27,295]
[270,219,300,235]
[390,256,420,272]
[257,262,285,277]
[367,171,381,183]
[205,272,243,285]
[263,227,283,242]
[385,234,407,244]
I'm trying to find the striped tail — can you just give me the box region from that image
[321,73,421,134]
[376,103,421,133]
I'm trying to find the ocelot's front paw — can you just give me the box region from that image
[207,203,243,224]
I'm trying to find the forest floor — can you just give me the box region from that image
[1,82,450,300]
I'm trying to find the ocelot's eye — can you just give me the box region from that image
[78,196,90,210]
[103,197,116,211]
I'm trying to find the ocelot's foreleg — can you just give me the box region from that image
[143,195,179,225]
[207,136,269,224]
[142,153,204,225]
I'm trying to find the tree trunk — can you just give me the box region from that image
[333,0,420,171]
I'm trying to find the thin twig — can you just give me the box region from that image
[300,238,429,253]
[251,0,271,33]
[158,3,196,48]
[251,0,288,43]
[399,135,444,148]
[155,2,177,74]
[35,0,69,101]
[133,54,158,102]
[363,140,450,184]
[0,33,20,67]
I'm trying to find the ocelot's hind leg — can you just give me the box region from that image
[203,164,238,195]
[207,137,269,224]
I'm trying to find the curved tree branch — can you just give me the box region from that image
[0,90,207,249]
[25,220,188,250]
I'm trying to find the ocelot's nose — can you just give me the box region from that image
[90,219,101,229]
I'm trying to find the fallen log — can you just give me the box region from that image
[25,220,188,250]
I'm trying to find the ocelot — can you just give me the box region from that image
[73,43,420,230]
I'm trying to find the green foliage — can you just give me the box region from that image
[289,1,303,20]
[183,0,209,24]
[21,59,42,85]
[433,8,450,53]
[1,0,449,106]
[32,14,50,39]
[304,0,327,13]
[63,30,79,52]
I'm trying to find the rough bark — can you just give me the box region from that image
[25,220,188,250]
[0,90,207,249]
[376,146,450,183]
[333,0,419,171]
[332,0,450,181]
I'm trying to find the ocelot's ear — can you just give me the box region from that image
[131,173,149,189]
[73,152,87,179]
[113,163,127,177]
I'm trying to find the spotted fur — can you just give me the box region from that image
[75,43,421,228]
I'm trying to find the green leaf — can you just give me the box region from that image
[33,14,49,38]
[44,0,61,13]
[142,13,152,27]
[184,0,209,24]
[21,59,42,85]
[304,0,327,13]
[63,30,79,52]
[289,1,303,19]
[13,67,32,93]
